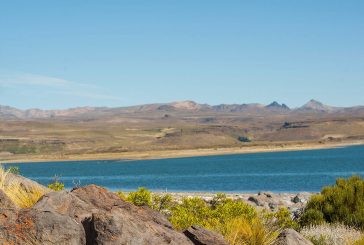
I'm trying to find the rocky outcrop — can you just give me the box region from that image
[34,185,193,245]
[274,229,313,245]
[183,226,229,245]
[1,175,315,245]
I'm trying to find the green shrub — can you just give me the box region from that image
[126,187,152,206]
[264,207,299,230]
[152,193,173,212]
[212,198,256,225]
[7,166,20,175]
[300,175,364,228]
[299,209,325,227]
[169,195,257,232]
[47,176,65,191]
[169,197,213,230]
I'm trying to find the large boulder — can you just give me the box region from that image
[34,185,193,245]
[274,229,313,245]
[183,226,229,245]
[0,208,86,245]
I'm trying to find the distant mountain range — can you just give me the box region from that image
[0,99,363,119]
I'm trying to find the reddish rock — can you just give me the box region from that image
[34,185,193,245]
[0,208,86,245]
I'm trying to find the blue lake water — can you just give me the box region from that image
[4,145,364,192]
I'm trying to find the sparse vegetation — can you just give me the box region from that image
[301,224,363,245]
[47,176,65,191]
[120,188,285,244]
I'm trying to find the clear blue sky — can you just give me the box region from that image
[0,0,363,109]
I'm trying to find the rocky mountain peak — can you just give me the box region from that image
[300,99,335,112]
[266,101,290,110]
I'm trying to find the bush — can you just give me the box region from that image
[47,176,65,191]
[7,166,20,175]
[126,187,152,206]
[300,175,364,228]
[212,198,257,229]
[299,209,325,227]
[169,197,213,230]
[152,193,173,212]
[169,195,257,232]
[264,207,299,230]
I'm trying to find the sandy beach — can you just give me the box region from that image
[2,139,364,164]
[142,191,314,213]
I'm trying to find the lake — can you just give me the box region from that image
[4,145,364,192]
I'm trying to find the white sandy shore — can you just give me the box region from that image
[140,191,314,212]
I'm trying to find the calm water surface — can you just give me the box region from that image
[4,145,364,192]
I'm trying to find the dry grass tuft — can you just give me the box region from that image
[0,165,48,208]
[224,217,280,245]
[353,236,364,245]
[301,223,363,245]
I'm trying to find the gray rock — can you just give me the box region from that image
[248,196,262,206]
[183,226,229,245]
[292,195,302,204]
[264,192,273,198]
[274,229,313,245]
[292,193,310,204]
[0,208,86,245]
[269,202,278,210]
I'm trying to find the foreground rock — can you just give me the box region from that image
[274,229,313,245]
[183,226,229,245]
[0,208,86,244]
[34,185,194,245]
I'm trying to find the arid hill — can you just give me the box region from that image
[0,100,364,161]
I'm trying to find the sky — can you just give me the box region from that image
[0,1,363,109]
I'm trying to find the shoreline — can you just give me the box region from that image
[1,140,364,164]
[141,191,314,212]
